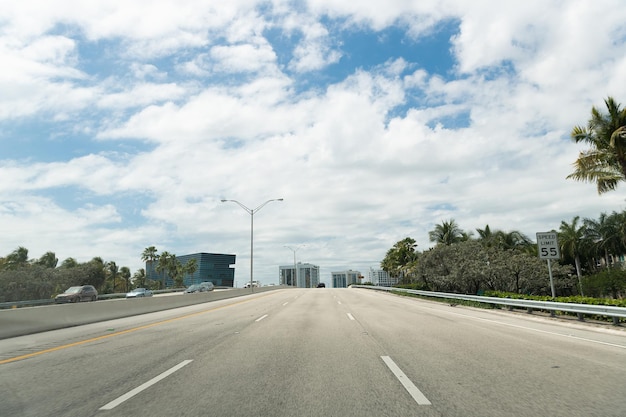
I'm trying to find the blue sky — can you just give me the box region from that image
[1,1,625,286]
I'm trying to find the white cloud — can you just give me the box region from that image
[1,0,625,285]
[210,40,278,73]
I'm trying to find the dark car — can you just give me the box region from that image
[126,288,153,298]
[317,283,326,288]
[55,285,98,303]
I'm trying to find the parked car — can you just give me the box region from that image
[126,288,153,298]
[184,284,200,294]
[198,282,214,292]
[55,285,98,303]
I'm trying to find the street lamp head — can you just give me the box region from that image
[220,199,227,202]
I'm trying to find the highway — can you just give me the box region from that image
[1,288,625,417]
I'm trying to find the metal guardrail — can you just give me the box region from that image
[0,299,53,309]
[354,286,626,325]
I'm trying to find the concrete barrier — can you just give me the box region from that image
[0,286,288,339]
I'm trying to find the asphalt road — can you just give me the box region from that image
[1,288,625,417]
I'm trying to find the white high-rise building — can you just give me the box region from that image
[331,270,362,288]
[368,268,397,287]
[279,262,320,288]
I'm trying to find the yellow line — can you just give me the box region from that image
[0,294,270,365]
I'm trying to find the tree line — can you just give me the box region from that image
[140,246,198,288]
[380,212,626,298]
[0,246,198,303]
[0,247,142,303]
[381,97,626,298]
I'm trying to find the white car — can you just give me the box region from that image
[126,288,153,298]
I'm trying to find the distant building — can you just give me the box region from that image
[279,262,320,288]
[331,270,362,288]
[146,252,236,287]
[368,268,397,287]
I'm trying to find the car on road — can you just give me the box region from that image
[126,288,153,298]
[198,282,214,292]
[54,285,98,303]
[185,282,214,293]
[184,284,199,294]
[316,283,326,288]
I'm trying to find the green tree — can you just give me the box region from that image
[60,257,78,268]
[584,212,624,269]
[34,251,58,268]
[166,255,197,288]
[132,268,147,288]
[568,97,626,193]
[476,225,496,247]
[185,258,198,284]
[156,251,173,288]
[120,266,131,292]
[141,246,159,280]
[4,246,30,270]
[476,225,532,251]
[559,216,588,295]
[429,219,466,246]
[381,238,419,283]
[107,261,119,292]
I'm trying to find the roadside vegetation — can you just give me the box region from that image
[0,246,194,303]
[382,97,626,306]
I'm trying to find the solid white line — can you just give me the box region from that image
[381,356,431,405]
[347,313,355,321]
[256,314,269,322]
[442,309,626,350]
[100,360,193,410]
[283,302,289,306]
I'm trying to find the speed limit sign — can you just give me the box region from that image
[536,232,560,259]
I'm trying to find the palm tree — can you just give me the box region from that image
[60,257,78,268]
[558,216,587,295]
[107,261,119,292]
[132,268,147,288]
[120,266,131,292]
[568,97,626,193]
[495,230,533,251]
[381,238,419,283]
[4,246,30,270]
[429,219,465,246]
[584,212,624,269]
[141,246,159,281]
[156,251,173,288]
[35,251,58,268]
[476,225,495,246]
[185,258,198,285]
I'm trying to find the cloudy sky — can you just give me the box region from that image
[1,0,625,286]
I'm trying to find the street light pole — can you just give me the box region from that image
[221,198,283,291]
[284,245,304,287]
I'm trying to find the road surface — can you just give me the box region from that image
[1,288,625,416]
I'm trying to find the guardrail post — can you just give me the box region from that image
[577,313,584,322]
[613,317,620,326]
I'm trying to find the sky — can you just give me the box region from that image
[1,0,626,287]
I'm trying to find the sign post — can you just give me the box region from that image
[536,232,560,298]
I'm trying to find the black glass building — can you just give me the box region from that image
[146,252,236,288]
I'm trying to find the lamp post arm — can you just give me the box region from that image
[253,198,284,214]
[221,199,252,215]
